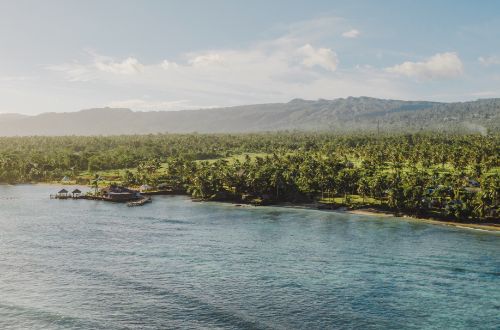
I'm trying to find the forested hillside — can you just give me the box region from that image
[0,97,498,135]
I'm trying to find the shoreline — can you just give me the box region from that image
[6,182,500,233]
[346,208,500,232]
[268,202,500,233]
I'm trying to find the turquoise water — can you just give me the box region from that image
[0,185,499,329]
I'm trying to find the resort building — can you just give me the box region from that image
[101,185,141,202]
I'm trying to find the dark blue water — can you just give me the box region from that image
[0,185,499,329]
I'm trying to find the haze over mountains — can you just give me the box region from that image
[0,97,498,136]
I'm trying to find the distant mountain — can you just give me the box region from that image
[0,97,498,136]
[0,113,29,123]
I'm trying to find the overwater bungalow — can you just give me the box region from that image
[72,189,82,198]
[58,188,69,197]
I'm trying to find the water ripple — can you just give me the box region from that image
[0,185,498,329]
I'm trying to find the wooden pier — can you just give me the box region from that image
[50,188,83,200]
[51,186,153,206]
[127,196,152,207]
[50,195,83,200]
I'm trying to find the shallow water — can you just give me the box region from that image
[0,185,499,329]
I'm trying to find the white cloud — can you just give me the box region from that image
[280,16,343,42]
[188,53,225,67]
[387,52,463,80]
[47,61,92,82]
[297,44,338,71]
[47,54,144,81]
[478,56,500,66]
[161,60,179,70]
[95,56,144,74]
[46,16,410,108]
[342,29,360,38]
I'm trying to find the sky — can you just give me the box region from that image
[1,0,500,114]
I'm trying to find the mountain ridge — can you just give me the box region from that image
[0,97,498,136]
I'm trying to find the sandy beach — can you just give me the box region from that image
[347,208,500,232]
[33,184,500,233]
[275,203,500,233]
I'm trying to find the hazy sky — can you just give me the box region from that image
[1,0,500,114]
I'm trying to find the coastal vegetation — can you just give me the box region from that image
[0,132,498,221]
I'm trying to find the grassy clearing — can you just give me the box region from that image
[194,152,270,164]
[70,152,498,189]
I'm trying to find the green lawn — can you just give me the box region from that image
[194,152,270,164]
[70,153,498,188]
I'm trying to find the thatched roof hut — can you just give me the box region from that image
[57,189,69,197]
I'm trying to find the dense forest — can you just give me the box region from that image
[0,133,498,221]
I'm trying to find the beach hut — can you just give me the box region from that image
[72,189,82,197]
[140,184,153,192]
[57,188,69,198]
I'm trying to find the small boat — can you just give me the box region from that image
[127,196,152,207]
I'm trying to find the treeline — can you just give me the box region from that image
[0,133,498,220]
[173,153,498,220]
[0,134,257,182]
[119,133,497,221]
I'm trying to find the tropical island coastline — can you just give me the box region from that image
[1,132,498,230]
[224,200,500,232]
[41,181,500,232]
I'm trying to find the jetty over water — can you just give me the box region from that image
[50,188,82,199]
[50,185,153,207]
[127,196,152,207]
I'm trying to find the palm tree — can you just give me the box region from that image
[91,174,102,195]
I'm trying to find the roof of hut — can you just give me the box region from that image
[72,189,82,194]
[101,185,137,194]
[58,189,68,194]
